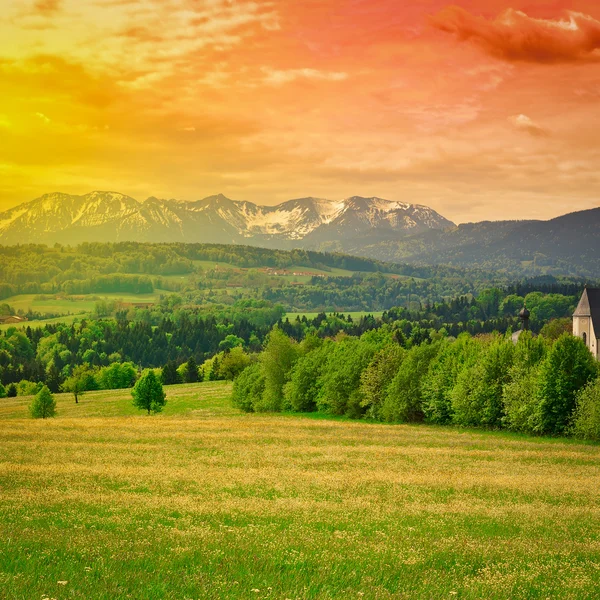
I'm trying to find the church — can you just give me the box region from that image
[573,287,600,360]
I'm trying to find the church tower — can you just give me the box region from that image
[573,287,600,360]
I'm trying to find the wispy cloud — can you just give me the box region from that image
[261,67,348,86]
[508,114,548,137]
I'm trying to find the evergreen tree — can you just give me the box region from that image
[29,385,57,419]
[132,370,166,415]
[46,363,64,393]
[161,360,181,385]
[185,356,199,383]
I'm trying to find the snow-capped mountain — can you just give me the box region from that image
[0,192,454,246]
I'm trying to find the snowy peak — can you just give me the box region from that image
[0,192,454,245]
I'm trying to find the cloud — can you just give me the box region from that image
[261,67,348,86]
[35,112,51,124]
[508,114,548,137]
[431,7,600,64]
[33,0,62,16]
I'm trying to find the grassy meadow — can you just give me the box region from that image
[2,382,600,599]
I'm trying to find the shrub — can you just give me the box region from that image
[6,383,17,398]
[0,382,6,398]
[571,379,600,440]
[29,385,56,419]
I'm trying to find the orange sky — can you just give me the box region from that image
[1,0,600,222]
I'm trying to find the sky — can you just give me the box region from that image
[1,1,600,223]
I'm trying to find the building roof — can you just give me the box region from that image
[574,287,600,338]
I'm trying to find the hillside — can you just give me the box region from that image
[322,208,600,277]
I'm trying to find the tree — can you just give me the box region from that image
[184,356,199,383]
[382,342,442,423]
[6,383,17,398]
[29,385,56,419]
[451,336,515,428]
[219,347,251,381]
[62,365,97,404]
[284,342,330,413]
[132,370,166,415]
[98,362,137,390]
[256,328,298,412]
[572,379,600,440]
[232,363,264,413]
[422,334,481,425]
[536,334,598,435]
[161,360,181,385]
[359,344,405,420]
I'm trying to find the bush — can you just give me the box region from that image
[132,369,166,415]
[29,385,56,419]
[6,383,17,397]
[0,382,5,398]
[571,379,600,440]
[232,363,264,413]
[537,334,598,435]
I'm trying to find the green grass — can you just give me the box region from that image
[2,382,600,599]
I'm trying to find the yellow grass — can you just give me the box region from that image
[1,382,600,599]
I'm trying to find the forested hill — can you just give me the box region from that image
[329,207,600,278]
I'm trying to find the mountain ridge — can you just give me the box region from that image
[0,191,598,277]
[0,191,455,245]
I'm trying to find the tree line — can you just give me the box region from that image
[232,327,600,440]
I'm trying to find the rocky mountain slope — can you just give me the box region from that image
[0,192,454,245]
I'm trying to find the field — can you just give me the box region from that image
[2,383,600,599]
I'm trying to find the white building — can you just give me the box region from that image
[573,287,600,360]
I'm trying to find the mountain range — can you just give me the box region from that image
[0,191,598,277]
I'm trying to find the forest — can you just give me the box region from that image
[0,243,591,317]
